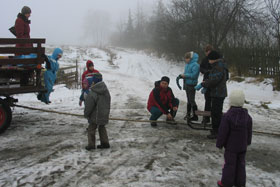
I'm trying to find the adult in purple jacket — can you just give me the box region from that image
[216,89,252,187]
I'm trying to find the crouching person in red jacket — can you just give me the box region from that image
[147,76,179,127]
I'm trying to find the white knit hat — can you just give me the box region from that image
[229,89,245,107]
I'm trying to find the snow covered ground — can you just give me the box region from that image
[0,46,280,187]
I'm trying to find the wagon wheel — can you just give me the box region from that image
[0,100,12,134]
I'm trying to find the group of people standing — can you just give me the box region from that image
[147,45,253,187]
[13,5,253,187]
[147,45,228,140]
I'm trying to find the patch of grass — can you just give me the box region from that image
[272,77,280,91]
[144,158,156,170]
[230,76,245,82]
[246,75,267,84]
[260,101,271,109]
[256,76,265,83]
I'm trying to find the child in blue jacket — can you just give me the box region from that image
[178,51,200,121]
[38,48,63,104]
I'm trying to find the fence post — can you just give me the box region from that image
[76,59,78,89]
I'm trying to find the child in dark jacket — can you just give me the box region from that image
[84,73,111,150]
[195,50,228,139]
[216,89,252,187]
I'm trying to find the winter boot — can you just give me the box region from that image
[151,122,157,127]
[166,118,177,125]
[184,103,192,120]
[201,116,210,124]
[217,181,223,187]
[85,145,96,151]
[97,143,110,149]
[190,105,198,121]
[37,93,42,101]
[207,130,218,139]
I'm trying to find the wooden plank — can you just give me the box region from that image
[0,86,46,96]
[0,38,45,45]
[59,65,76,71]
[195,110,211,116]
[59,72,77,77]
[0,66,37,71]
[0,58,44,65]
[0,47,45,54]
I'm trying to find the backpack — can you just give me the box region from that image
[9,26,16,37]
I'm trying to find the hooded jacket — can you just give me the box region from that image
[200,56,212,81]
[183,52,200,86]
[216,107,252,153]
[147,81,177,114]
[84,81,111,125]
[44,48,63,90]
[201,59,228,97]
[39,48,63,104]
[81,60,100,81]
[15,13,32,48]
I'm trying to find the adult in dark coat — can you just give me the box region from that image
[14,6,33,85]
[15,6,32,48]
[195,50,228,139]
[147,76,179,127]
[200,45,214,123]
[216,89,252,187]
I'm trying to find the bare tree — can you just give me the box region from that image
[169,0,262,50]
[134,1,147,48]
[83,10,111,47]
[265,0,280,50]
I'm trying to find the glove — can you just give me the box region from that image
[201,88,207,94]
[176,76,182,90]
[41,54,48,61]
[194,83,202,91]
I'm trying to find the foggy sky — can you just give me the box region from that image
[0,0,159,45]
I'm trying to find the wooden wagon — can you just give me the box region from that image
[0,38,46,133]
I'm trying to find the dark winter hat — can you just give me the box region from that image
[21,6,31,15]
[208,50,221,60]
[161,76,170,84]
[91,73,103,84]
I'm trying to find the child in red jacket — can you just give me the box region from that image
[79,60,100,105]
[81,60,99,82]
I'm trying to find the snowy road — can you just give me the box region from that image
[0,47,280,187]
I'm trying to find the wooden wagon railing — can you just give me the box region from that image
[0,38,46,96]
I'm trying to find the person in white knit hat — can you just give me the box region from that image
[216,89,253,187]
[229,89,245,107]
